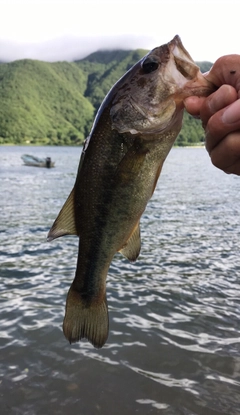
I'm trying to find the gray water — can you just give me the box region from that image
[0,145,240,415]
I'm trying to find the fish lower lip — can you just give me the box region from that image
[187,84,216,96]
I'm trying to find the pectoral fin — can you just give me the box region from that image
[47,187,77,241]
[119,222,141,261]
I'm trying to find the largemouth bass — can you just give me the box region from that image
[48,35,215,348]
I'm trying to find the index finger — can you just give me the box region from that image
[200,84,238,128]
[183,96,205,117]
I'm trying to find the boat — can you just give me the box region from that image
[21,154,55,168]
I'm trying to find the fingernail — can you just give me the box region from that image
[222,99,240,124]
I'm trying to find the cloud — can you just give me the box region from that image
[0,34,155,62]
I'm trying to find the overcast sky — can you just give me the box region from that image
[0,0,239,63]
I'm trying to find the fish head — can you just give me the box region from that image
[110,35,215,136]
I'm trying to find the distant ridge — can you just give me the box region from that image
[75,49,137,64]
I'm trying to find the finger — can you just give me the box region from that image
[209,131,240,175]
[200,85,237,127]
[206,55,240,93]
[184,85,237,124]
[183,96,205,117]
[205,99,240,153]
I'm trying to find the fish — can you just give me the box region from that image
[48,35,215,348]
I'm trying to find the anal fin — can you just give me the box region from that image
[119,222,141,261]
[47,187,77,241]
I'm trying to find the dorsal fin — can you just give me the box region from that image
[47,187,77,241]
[119,222,141,261]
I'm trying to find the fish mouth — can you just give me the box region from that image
[168,35,216,99]
[183,76,217,98]
[169,35,193,60]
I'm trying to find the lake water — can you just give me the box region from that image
[0,145,240,415]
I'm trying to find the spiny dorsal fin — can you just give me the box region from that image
[47,187,77,241]
[119,222,141,261]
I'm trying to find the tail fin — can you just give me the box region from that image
[63,286,109,349]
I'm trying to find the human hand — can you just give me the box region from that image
[184,55,240,175]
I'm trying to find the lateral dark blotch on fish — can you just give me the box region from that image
[48,35,216,348]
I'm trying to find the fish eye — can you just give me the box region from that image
[142,57,159,74]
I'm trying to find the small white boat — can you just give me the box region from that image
[21,154,55,168]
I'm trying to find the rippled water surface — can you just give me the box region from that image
[1,146,240,415]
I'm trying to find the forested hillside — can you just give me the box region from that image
[0,50,212,146]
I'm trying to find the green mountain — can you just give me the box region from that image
[0,51,213,146]
[0,59,94,145]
